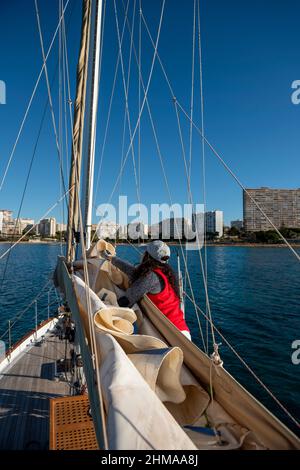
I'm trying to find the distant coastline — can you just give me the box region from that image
[2,240,299,248]
[1,239,299,249]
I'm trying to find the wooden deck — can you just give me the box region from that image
[0,333,71,450]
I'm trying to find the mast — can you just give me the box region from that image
[80,0,103,252]
[66,0,92,263]
[66,0,103,261]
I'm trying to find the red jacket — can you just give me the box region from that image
[147,268,190,332]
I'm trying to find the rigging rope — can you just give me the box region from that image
[93,0,130,210]
[184,291,300,429]
[0,0,70,193]
[118,0,137,197]
[173,100,216,350]
[59,0,65,255]
[90,0,166,246]
[35,0,68,208]
[184,0,197,313]
[0,76,56,295]
[113,0,140,203]
[96,2,208,352]
[141,8,300,265]
[100,0,166,202]
[197,0,209,350]
[138,0,142,217]
[139,6,216,352]
[176,103,300,263]
[62,4,109,446]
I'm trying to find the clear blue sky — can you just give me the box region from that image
[0,0,300,226]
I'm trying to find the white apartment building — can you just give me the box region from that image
[17,218,35,234]
[39,218,56,237]
[56,223,67,233]
[205,211,224,237]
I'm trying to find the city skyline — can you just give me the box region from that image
[1,1,300,226]
[2,185,300,238]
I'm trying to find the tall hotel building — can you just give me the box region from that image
[243,188,300,231]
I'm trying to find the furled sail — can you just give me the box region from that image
[66,0,91,262]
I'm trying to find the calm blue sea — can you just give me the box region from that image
[0,243,299,435]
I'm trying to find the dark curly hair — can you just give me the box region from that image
[131,252,180,297]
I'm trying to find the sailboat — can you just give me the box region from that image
[0,0,299,450]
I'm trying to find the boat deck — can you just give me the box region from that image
[0,332,71,450]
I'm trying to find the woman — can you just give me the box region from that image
[103,240,191,340]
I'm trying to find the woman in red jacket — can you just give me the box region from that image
[104,240,191,340]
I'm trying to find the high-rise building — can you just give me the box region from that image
[152,218,193,240]
[16,218,35,234]
[38,218,56,237]
[56,223,67,233]
[0,210,14,235]
[243,188,300,232]
[0,210,13,222]
[205,211,223,237]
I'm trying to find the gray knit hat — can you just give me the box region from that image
[146,240,170,263]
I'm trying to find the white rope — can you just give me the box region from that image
[184,291,300,429]
[0,0,70,193]
[91,0,166,244]
[138,12,212,352]
[174,100,216,351]
[93,0,130,209]
[141,8,300,266]
[59,0,64,255]
[113,0,140,202]
[62,4,70,178]
[197,0,209,350]
[138,0,142,213]
[89,1,208,353]
[177,102,300,264]
[147,107,207,353]
[142,6,300,426]
[118,0,137,196]
[62,12,108,447]
[117,7,208,352]
[107,0,166,194]
[184,0,197,313]
[188,0,196,182]
[35,0,67,198]
[140,10,212,326]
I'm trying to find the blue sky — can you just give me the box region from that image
[0,0,300,226]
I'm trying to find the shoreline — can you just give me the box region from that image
[0,240,299,248]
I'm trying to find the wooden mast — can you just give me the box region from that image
[66,0,91,263]
[66,0,103,262]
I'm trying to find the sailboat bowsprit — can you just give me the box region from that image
[0,0,299,451]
